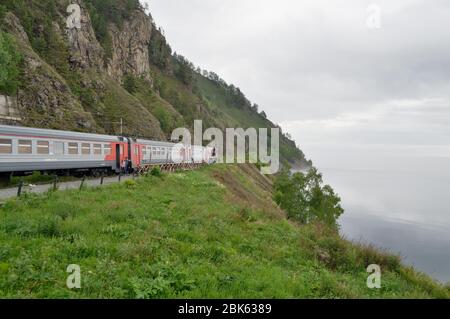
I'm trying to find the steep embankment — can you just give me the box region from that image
[0,0,309,167]
[0,164,448,298]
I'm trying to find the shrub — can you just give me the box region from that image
[353,243,401,272]
[124,179,137,189]
[123,75,138,94]
[150,166,162,177]
[129,263,195,298]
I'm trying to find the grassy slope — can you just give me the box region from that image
[0,165,448,298]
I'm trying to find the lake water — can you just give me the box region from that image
[315,155,450,283]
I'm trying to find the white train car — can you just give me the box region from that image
[134,139,217,166]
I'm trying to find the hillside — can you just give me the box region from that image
[0,0,310,168]
[0,164,448,298]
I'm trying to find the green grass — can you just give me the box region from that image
[0,165,448,298]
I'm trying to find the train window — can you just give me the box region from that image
[135,146,139,156]
[18,140,32,154]
[93,144,102,155]
[82,143,91,155]
[68,142,79,155]
[152,148,157,156]
[54,141,64,155]
[104,144,112,155]
[37,141,50,154]
[0,139,12,154]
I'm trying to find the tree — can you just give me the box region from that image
[274,168,344,226]
[123,74,137,94]
[0,31,21,96]
[0,5,6,21]
[173,54,195,86]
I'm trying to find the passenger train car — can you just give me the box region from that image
[0,125,216,176]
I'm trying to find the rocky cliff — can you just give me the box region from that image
[2,0,164,137]
[107,9,153,81]
[66,0,153,81]
[66,0,105,70]
[3,11,98,130]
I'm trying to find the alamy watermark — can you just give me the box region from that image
[367,264,381,289]
[66,264,81,289]
[366,4,382,29]
[170,120,280,175]
[66,3,81,30]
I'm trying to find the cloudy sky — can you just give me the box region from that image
[144,0,450,170]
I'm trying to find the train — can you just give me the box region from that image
[0,125,216,176]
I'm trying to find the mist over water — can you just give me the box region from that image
[308,148,450,283]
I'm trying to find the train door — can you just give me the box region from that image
[115,144,121,171]
[134,145,141,167]
[127,138,132,162]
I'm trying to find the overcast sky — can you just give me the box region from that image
[143,0,450,170]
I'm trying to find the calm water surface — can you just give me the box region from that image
[317,157,450,283]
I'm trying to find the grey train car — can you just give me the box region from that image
[0,125,126,175]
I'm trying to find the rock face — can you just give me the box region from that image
[66,0,105,70]
[1,0,165,137]
[2,12,98,130]
[106,10,153,82]
[0,95,21,122]
[64,1,153,81]
[2,12,29,45]
[17,50,98,130]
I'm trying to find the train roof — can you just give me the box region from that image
[136,139,209,149]
[0,125,216,148]
[0,125,121,143]
[135,138,178,147]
